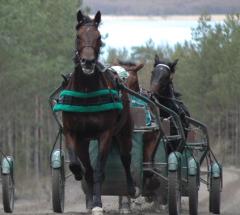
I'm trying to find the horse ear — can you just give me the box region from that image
[134,63,144,73]
[170,59,179,72]
[77,10,84,23]
[94,11,101,26]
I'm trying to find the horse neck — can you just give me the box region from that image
[127,74,140,92]
[67,66,108,91]
[130,81,140,92]
[155,82,174,99]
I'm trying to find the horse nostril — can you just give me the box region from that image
[81,59,87,64]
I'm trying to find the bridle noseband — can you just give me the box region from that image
[151,63,173,98]
[155,63,170,71]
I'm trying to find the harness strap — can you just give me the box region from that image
[98,66,130,135]
[113,91,131,135]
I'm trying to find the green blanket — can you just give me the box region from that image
[53,89,123,113]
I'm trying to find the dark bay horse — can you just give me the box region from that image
[62,11,136,214]
[151,55,190,153]
[118,57,190,210]
[118,56,190,177]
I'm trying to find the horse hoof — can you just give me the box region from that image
[119,196,131,214]
[153,204,167,213]
[129,186,140,199]
[159,204,167,210]
[86,199,93,210]
[92,207,104,215]
[119,208,131,214]
[145,196,153,203]
[134,186,140,198]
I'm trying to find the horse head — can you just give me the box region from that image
[75,10,102,75]
[116,59,144,92]
[150,54,178,97]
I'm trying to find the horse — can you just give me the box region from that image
[115,60,159,166]
[118,57,190,199]
[116,60,160,182]
[61,11,136,214]
[151,54,190,153]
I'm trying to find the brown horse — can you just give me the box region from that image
[62,11,136,214]
[116,61,159,176]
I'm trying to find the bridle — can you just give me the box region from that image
[74,23,102,75]
[155,63,170,71]
[151,63,174,98]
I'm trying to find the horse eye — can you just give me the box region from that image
[98,36,101,40]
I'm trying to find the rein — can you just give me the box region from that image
[155,94,182,103]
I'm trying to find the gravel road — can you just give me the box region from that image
[0,167,239,215]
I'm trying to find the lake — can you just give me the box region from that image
[99,15,224,56]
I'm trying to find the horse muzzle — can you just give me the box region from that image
[81,59,96,75]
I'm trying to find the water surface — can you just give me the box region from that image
[99,16,223,55]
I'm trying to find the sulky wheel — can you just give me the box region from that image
[2,173,15,213]
[52,166,65,213]
[168,171,181,215]
[188,175,198,215]
[209,177,221,214]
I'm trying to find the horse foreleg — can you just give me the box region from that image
[143,131,161,200]
[119,196,131,214]
[92,131,112,214]
[143,131,158,177]
[65,133,83,180]
[117,135,138,198]
[75,140,94,210]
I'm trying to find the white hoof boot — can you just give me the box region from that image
[119,208,131,214]
[92,207,104,215]
[119,196,131,214]
[159,204,167,210]
[134,186,140,198]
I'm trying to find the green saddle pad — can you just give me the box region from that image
[53,89,123,113]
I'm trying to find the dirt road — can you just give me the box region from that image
[1,167,240,215]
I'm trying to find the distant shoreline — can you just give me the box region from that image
[100,15,226,21]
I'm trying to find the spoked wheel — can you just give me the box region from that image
[168,171,181,215]
[52,166,65,213]
[2,173,15,213]
[209,177,221,214]
[188,176,198,215]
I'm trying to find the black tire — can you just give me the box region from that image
[2,174,14,213]
[52,167,65,213]
[168,171,181,215]
[188,176,198,215]
[209,177,221,214]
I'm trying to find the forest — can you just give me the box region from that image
[0,0,239,195]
